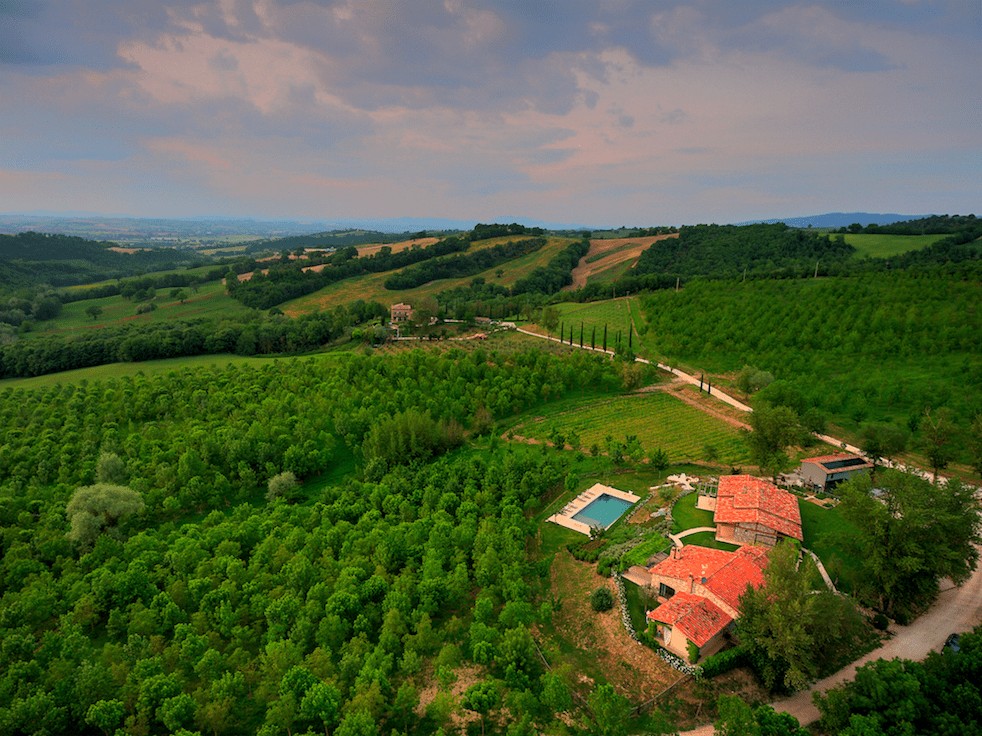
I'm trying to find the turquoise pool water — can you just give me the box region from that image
[572,494,634,529]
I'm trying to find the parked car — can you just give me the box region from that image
[944,633,961,653]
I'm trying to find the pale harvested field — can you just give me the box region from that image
[357,237,439,257]
[570,233,679,289]
[108,246,141,254]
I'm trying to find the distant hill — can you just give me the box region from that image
[732,213,928,228]
[0,213,590,238]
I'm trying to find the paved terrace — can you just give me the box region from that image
[547,482,641,536]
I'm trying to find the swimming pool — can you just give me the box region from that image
[572,493,635,529]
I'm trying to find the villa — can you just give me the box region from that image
[711,475,803,547]
[643,545,769,660]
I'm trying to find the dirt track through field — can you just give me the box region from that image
[570,233,678,289]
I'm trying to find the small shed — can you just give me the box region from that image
[800,454,873,492]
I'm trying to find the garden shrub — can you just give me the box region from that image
[590,587,613,612]
[687,640,700,664]
[699,645,750,678]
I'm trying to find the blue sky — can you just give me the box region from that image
[1,0,978,226]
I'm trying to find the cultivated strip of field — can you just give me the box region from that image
[570,233,678,289]
[356,236,439,256]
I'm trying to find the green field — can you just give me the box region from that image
[586,259,635,285]
[843,233,948,258]
[29,280,251,336]
[0,353,291,389]
[513,390,751,466]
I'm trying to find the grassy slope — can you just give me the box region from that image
[283,235,577,316]
[0,353,288,389]
[28,279,251,337]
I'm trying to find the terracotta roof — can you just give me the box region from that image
[648,545,769,613]
[714,476,803,541]
[647,591,732,647]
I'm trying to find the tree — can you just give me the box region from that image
[744,401,801,480]
[647,447,670,477]
[66,483,145,547]
[462,680,500,736]
[918,406,957,480]
[541,306,560,332]
[970,412,982,479]
[835,470,981,620]
[85,305,103,320]
[96,451,128,484]
[585,684,631,736]
[300,682,341,736]
[860,422,908,477]
[86,699,126,736]
[737,540,817,691]
[267,470,299,502]
[737,540,865,692]
[714,695,808,736]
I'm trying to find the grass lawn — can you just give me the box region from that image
[679,531,739,552]
[798,498,863,594]
[670,492,714,533]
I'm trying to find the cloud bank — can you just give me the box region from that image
[1,0,978,225]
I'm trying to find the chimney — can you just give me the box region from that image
[688,573,695,594]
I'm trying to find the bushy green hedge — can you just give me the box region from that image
[699,645,750,678]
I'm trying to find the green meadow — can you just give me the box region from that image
[28,280,252,337]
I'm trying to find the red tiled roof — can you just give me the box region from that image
[646,591,732,647]
[714,476,803,541]
[647,545,769,613]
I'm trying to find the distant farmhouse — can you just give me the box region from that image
[641,545,769,660]
[800,453,872,492]
[703,475,803,547]
[390,303,414,323]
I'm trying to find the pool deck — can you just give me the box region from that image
[547,482,642,536]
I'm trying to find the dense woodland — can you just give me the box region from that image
[638,271,982,465]
[0,215,980,735]
[0,349,630,736]
[0,233,204,289]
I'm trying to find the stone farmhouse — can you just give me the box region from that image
[800,453,873,492]
[389,303,414,323]
[710,475,803,547]
[641,545,769,660]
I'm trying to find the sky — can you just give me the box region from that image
[1,1,979,227]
